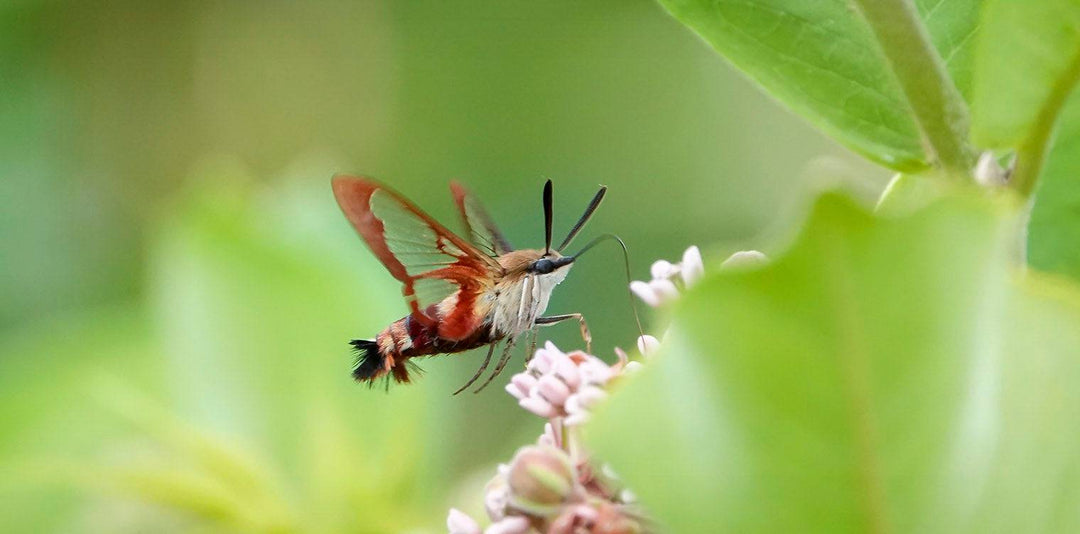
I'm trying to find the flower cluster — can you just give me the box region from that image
[448,246,767,534]
[506,342,637,426]
[628,245,704,308]
[448,343,645,534]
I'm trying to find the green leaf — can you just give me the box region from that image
[589,192,1080,532]
[1029,91,1080,281]
[915,0,983,102]
[657,0,981,171]
[971,0,1080,149]
[658,0,924,170]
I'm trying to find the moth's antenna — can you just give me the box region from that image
[557,186,607,252]
[543,180,553,255]
[570,233,645,341]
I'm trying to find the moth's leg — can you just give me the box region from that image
[535,313,592,353]
[452,342,498,396]
[474,337,518,393]
[525,328,539,364]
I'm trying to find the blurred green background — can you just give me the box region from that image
[1,1,886,531]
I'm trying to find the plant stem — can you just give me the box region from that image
[852,0,975,178]
[1010,51,1080,197]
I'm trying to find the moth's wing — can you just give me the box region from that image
[450,181,514,257]
[332,175,503,340]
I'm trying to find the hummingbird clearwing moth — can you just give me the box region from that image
[331,176,606,394]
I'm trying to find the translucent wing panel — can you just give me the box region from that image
[371,190,470,277]
[413,277,458,313]
[451,182,513,257]
[332,176,500,330]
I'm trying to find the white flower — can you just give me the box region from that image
[636,334,660,356]
[629,245,705,308]
[681,245,704,286]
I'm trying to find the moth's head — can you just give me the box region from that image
[528,249,574,275]
[499,249,574,277]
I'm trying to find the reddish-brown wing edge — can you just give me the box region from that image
[331,175,502,327]
[449,181,514,256]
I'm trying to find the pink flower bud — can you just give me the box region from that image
[519,395,558,419]
[552,358,581,390]
[485,473,510,520]
[506,445,577,516]
[508,374,538,399]
[563,411,591,426]
[576,385,608,408]
[537,374,571,405]
[447,508,482,534]
[484,516,531,534]
[531,349,554,374]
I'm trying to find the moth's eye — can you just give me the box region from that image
[531,258,555,274]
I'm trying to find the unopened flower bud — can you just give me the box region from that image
[681,246,704,286]
[519,394,558,419]
[507,445,577,516]
[629,281,660,307]
[447,508,482,534]
[485,470,511,520]
[650,259,677,280]
[484,516,532,534]
[636,335,660,356]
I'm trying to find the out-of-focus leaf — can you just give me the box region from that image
[657,0,980,171]
[590,192,1080,532]
[971,0,1080,148]
[0,306,161,533]
[147,166,452,531]
[1029,92,1080,281]
[966,273,1080,532]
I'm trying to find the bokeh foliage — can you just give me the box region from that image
[0,0,881,532]
[6,0,1080,532]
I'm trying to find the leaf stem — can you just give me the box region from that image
[852,0,975,177]
[1010,50,1080,197]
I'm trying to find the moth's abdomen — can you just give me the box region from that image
[354,314,497,384]
[349,339,388,381]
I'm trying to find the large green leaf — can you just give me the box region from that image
[915,0,982,102]
[971,0,1080,149]
[657,0,981,171]
[589,192,1080,532]
[1029,91,1080,281]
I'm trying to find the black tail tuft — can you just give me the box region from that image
[349,339,384,382]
